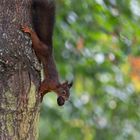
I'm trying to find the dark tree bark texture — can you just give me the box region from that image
[0,0,41,140]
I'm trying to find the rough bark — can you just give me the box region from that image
[0,0,41,140]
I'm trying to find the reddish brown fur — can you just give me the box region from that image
[21,26,72,105]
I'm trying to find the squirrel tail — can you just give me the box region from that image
[31,0,55,47]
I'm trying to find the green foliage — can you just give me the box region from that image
[39,0,140,140]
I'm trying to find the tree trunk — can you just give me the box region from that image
[0,0,41,140]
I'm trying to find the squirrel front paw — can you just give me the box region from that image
[21,25,31,34]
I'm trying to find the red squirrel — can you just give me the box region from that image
[21,0,73,106]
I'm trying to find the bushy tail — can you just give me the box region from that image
[31,0,55,47]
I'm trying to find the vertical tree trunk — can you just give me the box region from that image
[0,0,41,139]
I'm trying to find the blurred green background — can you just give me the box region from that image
[39,0,140,140]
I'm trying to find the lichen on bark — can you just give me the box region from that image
[0,0,41,139]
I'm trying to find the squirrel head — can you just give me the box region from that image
[55,81,73,106]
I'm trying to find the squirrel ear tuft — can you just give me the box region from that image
[68,81,73,88]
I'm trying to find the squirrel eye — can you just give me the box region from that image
[62,90,66,95]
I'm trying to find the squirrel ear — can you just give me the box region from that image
[63,81,68,85]
[68,81,73,88]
